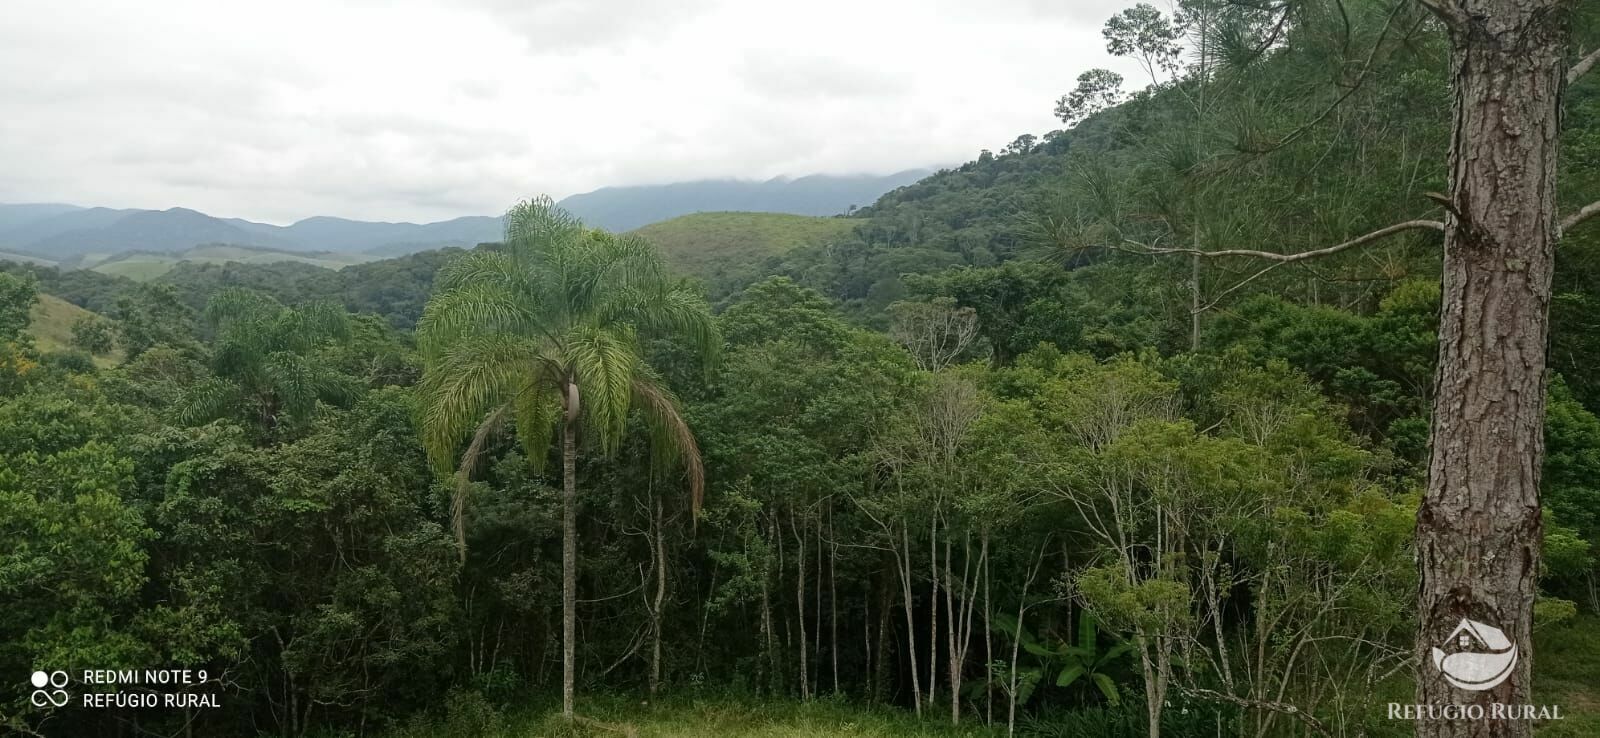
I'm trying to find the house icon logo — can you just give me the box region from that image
[1431,618,1517,691]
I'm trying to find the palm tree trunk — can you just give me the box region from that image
[649,492,666,699]
[561,384,579,720]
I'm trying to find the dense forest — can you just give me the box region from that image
[4,1,1600,737]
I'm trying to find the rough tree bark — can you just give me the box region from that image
[1413,2,1566,736]
[1120,2,1582,734]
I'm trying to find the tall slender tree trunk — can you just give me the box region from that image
[875,572,893,704]
[926,514,939,710]
[829,511,840,695]
[1414,2,1565,737]
[982,531,993,727]
[793,515,810,700]
[760,537,777,694]
[1189,243,1201,351]
[899,524,923,717]
[561,382,579,720]
[648,492,667,699]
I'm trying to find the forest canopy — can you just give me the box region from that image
[4,1,1600,737]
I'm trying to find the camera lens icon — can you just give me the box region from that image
[30,670,69,707]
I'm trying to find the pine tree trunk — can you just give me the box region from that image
[561,382,579,720]
[1415,2,1565,736]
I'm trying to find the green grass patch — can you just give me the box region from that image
[629,212,856,284]
[86,245,379,281]
[26,293,121,366]
[381,693,999,738]
[373,621,1600,738]
[0,250,55,266]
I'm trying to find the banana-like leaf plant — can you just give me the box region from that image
[992,609,1133,706]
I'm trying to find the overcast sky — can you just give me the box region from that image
[0,0,1136,225]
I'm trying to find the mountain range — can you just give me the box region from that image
[556,170,930,231]
[0,171,927,263]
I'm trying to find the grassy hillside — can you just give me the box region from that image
[26,293,120,365]
[0,250,56,266]
[630,211,856,290]
[83,244,379,281]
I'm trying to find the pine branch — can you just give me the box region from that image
[1570,47,1600,85]
[1237,2,1412,155]
[1561,200,1600,236]
[1122,219,1443,263]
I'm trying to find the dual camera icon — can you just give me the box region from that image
[30,670,69,707]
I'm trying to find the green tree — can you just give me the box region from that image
[113,282,199,359]
[179,288,357,439]
[416,196,717,720]
[0,271,40,397]
[0,270,35,342]
[71,315,115,355]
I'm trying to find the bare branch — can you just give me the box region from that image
[1560,200,1600,236]
[1123,219,1443,263]
[1570,47,1600,85]
[1180,686,1334,738]
[1195,260,1290,313]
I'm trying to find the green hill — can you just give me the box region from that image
[630,212,857,292]
[83,244,379,281]
[0,250,56,266]
[26,293,121,365]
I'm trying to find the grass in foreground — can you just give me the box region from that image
[377,622,1598,738]
[1531,614,1600,737]
[384,694,999,738]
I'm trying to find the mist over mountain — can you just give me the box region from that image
[554,171,932,231]
[0,170,929,262]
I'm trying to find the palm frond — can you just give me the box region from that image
[435,250,526,293]
[203,287,282,329]
[417,281,549,361]
[452,403,510,562]
[177,377,242,426]
[416,333,547,470]
[265,350,317,420]
[565,324,641,454]
[513,382,562,474]
[504,196,585,264]
[631,371,705,519]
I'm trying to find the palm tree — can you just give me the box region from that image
[416,196,717,719]
[180,288,357,437]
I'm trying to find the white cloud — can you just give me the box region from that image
[0,0,1137,224]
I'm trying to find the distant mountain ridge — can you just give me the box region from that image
[0,204,504,260]
[555,171,931,231]
[0,169,931,260]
